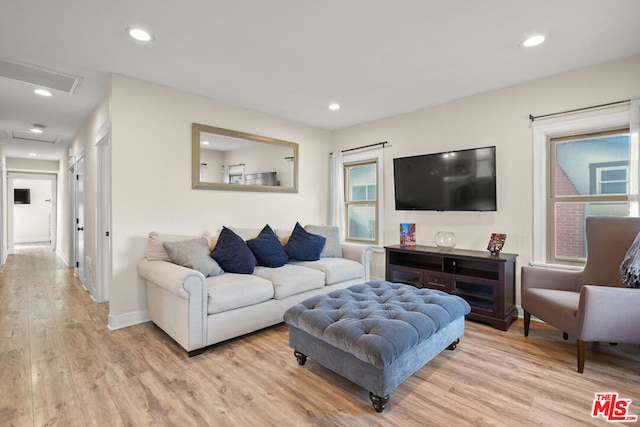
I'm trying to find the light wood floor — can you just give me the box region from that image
[2,244,640,426]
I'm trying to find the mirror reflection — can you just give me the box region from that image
[192,123,298,192]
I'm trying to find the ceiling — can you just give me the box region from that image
[1,0,640,161]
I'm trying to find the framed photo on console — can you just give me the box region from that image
[400,223,416,246]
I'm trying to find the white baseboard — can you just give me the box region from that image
[55,248,70,267]
[15,238,50,244]
[108,309,149,330]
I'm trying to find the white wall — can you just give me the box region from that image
[68,94,111,294]
[6,158,59,172]
[108,74,331,327]
[13,178,51,243]
[331,54,640,305]
[66,55,640,328]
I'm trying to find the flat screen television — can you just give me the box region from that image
[393,146,497,211]
[14,188,31,205]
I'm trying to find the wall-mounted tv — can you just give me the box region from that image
[14,188,31,205]
[393,146,497,211]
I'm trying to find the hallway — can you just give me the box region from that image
[0,243,107,425]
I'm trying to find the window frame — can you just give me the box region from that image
[532,111,632,267]
[547,128,630,264]
[342,149,384,247]
[344,159,378,244]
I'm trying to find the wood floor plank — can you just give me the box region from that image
[2,243,640,426]
[0,348,33,426]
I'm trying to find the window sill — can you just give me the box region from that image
[343,241,385,253]
[527,262,583,271]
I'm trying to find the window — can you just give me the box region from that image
[533,110,637,266]
[547,127,630,264]
[344,160,378,244]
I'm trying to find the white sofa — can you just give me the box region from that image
[137,225,374,355]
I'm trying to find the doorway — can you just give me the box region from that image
[7,173,57,254]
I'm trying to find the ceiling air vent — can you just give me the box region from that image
[8,129,62,144]
[0,58,82,94]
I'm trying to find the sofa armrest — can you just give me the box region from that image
[138,258,208,352]
[578,285,640,343]
[138,258,207,299]
[341,244,374,281]
[521,265,586,293]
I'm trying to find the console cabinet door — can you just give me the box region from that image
[453,276,499,317]
[387,265,423,288]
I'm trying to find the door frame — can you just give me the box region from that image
[7,172,57,253]
[95,122,111,302]
[70,149,86,289]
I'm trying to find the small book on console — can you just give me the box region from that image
[487,233,507,254]
[400,223,416,246]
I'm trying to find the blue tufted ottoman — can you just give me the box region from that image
[283,280,471,412]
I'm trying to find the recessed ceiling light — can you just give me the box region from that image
[28,153,37,157]
[523,35,546,47]
[328,103,341,110]
[34,89,52,97]
[127,27,154,42]
[30,124,46,133]
[202,141,210,145]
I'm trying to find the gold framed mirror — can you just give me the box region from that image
[192,123,299,192]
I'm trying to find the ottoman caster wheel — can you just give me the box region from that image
[369,392,389,413]
[447,338,460,350]
[294,350,307,365]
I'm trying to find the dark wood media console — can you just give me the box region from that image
[385,244,518,331]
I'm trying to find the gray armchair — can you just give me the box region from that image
[521,216,640,373]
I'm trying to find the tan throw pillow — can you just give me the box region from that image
[162,238,224,277]
[304,225,343,258]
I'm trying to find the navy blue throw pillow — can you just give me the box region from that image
[247,225,288,268]
[284,222,326,261]
[211,227,255,274]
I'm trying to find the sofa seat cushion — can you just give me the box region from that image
[253,265,325,299]
[292,258,364,285]
[206,273,274,314]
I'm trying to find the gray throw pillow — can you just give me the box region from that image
[163,238,224,277]
[305,225,343,258]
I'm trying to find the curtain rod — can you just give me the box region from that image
[331,141,387,155]
[529,99,631,122]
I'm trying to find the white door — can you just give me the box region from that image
[96,132,111,302]
[75,155,86,288]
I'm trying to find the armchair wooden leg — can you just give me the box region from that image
[524,311,530,336]
[577,340,587,373]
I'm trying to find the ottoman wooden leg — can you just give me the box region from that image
[447,338,460,350]
[369,392,390,413]
[294,350,307,365]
